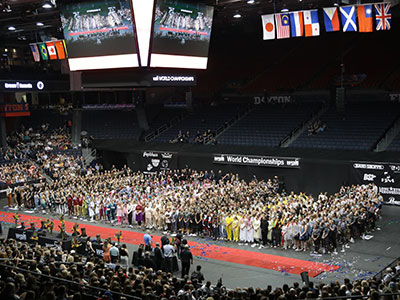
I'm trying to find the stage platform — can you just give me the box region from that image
[1,199,399,289]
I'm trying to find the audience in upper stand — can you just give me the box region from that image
[0,162,43,186]
[170,129,216,145]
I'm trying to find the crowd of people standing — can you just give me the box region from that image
[6,164,383,255]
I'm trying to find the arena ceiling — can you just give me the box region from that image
[0,0,398,44]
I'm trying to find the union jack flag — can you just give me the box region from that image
[375,3,391,31]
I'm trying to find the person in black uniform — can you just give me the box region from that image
[153,243,163,271]
[15,189,22,207]
[321,223,331,254]
[194,210,202,236]
[329,220,338,254]
[183,211,190,235]
[261,213,269,248]
[177,211,183,233]
[142,251,156,269]
[312,223,321,254]
[161,232,169,250]
[189,210,195,235]
[357,209,367,240]
[180,244,193,278]
[347,214,356,243]
[212,213,219,240]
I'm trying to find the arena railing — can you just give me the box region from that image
[307,293,400,300]
[0,262,142,300]
[373,256,400,282]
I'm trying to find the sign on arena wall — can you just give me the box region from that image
[149,74,197,86]
[213,153,301,169]
[142,150,178,173]
[0,103,30,117]
[253,95,293,105]
[351,161,400,205]
[0,80,45,91]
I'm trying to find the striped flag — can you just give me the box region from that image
[46,42,57,60]
[29,43,40,62]
[55,40,67,59]
[275,13,290,39]
[289,11,303,37]
[62,40,68,58]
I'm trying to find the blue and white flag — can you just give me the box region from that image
[339,6,357,32]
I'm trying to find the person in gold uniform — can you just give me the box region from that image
[225,213,234,241]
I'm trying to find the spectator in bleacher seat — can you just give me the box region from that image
[194,131,203,144]
[308,120,327,135]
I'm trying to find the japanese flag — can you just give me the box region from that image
[261,14,276,40]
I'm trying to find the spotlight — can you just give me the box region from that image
[281,8,289,12]
[233,12,242,18]
[334,2,339,6]
[247,0,255,4]
[8,26,16,31]
[36,22,44,26]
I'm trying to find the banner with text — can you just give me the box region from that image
[0,104,30,117]
[351,161,400,205]
[254,95,293,105]
[213,153,300,168]
[142,150,178,173]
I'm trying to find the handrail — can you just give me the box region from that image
[373,256,400,282]
[374,113,400,152]
[144,114,184,142]
[0,262,141,300]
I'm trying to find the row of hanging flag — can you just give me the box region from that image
[261,3,392,40]
[29,40,68,62]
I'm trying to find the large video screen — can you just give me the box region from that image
[150,0,214,69]
[60,0,139,71]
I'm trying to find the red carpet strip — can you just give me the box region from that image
[0,211,339,277]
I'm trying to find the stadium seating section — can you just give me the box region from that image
[153,104,246,143]
[291,102,400,151]
[218,102,321,147]
[82,110,142,140]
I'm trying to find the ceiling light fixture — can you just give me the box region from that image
[247,0,255,4]
[233,12,242,18]
[42,2,52,9]
[36,22,44,26]
[281,8,289,12]
[8,26,16,31]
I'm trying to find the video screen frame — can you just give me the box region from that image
[60,0,140,71]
